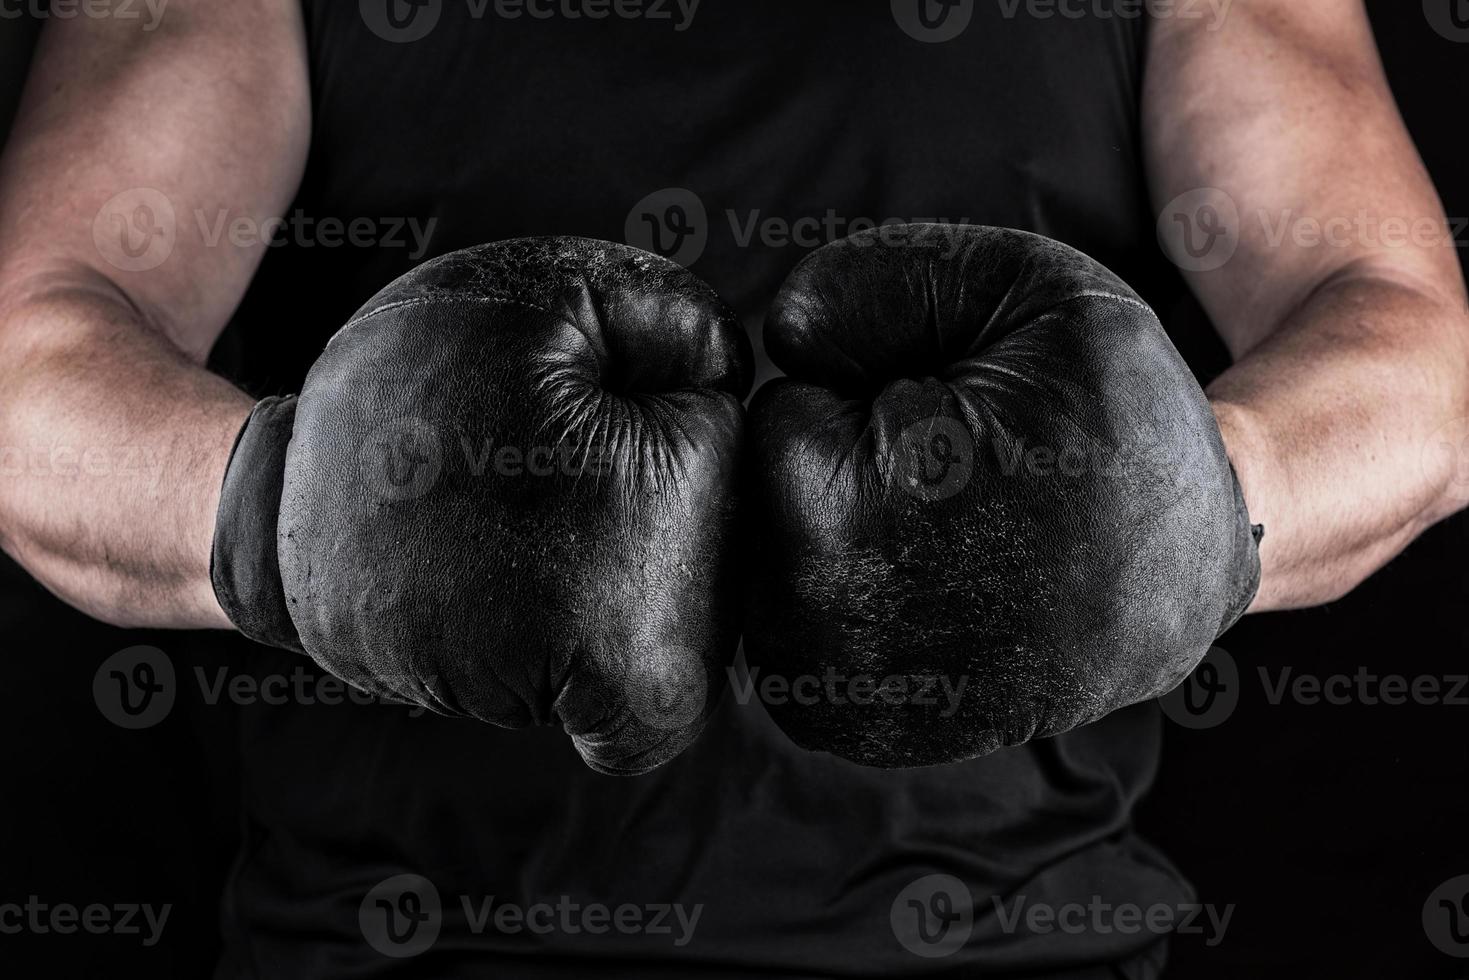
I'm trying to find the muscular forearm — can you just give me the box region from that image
[0,270,251,629]
[1208,269,1469,612]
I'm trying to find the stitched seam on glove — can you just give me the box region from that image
[1055,291,1156,317]
[322,295,560,349]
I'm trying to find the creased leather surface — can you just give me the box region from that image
[218,237,753,775]
[744,224,1260,768]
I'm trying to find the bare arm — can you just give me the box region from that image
[1144,0,1469,611]
[0,0,310,628]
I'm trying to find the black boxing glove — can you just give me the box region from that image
[744,224,1261,768]
[210,238,753,775]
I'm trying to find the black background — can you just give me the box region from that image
[0,2,1465,975]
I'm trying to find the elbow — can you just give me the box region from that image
[1419,418,1469,530]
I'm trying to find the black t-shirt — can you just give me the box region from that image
[210,2,1196,976]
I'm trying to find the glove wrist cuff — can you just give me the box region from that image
[1217,461,1264,637]
[210,395,304,653]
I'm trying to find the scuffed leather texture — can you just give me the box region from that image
[220,237,753,775]
[744,224,1261,768]
[209,396,304,653]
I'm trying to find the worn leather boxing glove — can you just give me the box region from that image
[211,237,752,775]
[744,224,1261,768]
